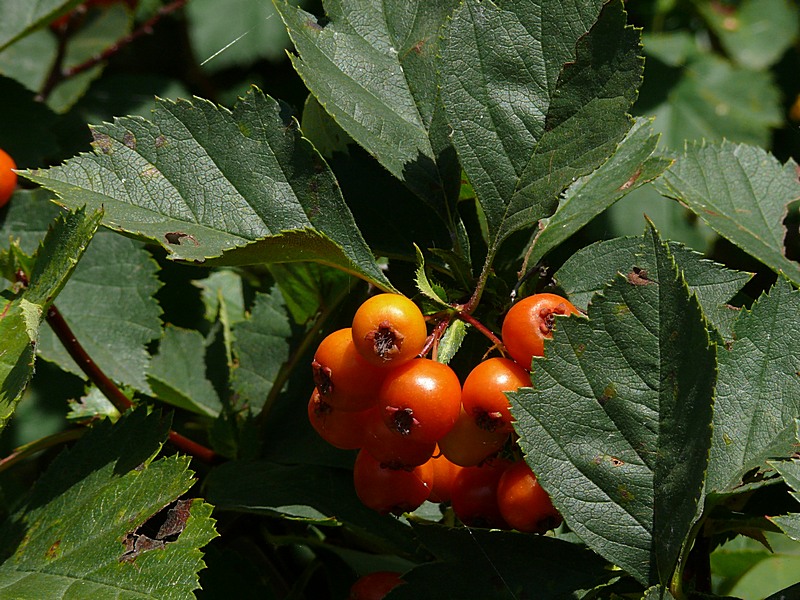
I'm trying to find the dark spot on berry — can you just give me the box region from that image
[387,407,418,436]
[365,321,404,361]
[312,360,333,396]
[475,410,505,432]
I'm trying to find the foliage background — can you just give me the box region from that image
[1,0,800,598]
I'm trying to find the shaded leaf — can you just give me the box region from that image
[768,460,800,541]
[301,94,353,158]
[529,118,671,265]
[706,279,800,494]
[699,0,799,70]
[36,230,163,394]
[0,410,218,599]
[639,54,781,149]
[1,207,101,431]
[0,0,80,52]
[205,460,425,560]
[148,325,223,418]
[268,262,354,325]
[439,0,642,262]
[387,521,610,600]
[193,269,246,367]
[187,0,293,72]
[555,235,750,341]
[22,87,394,291]
[510,226,715,587]
[657,142,800,285]
[275,0,462,222]
[231,288,291,411]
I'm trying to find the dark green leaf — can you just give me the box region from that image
[35,230,163,394]
[386,521,610,600]
[439,0,642,263]
[706,279,800,494]
[47,3,133,113]
[22,87,394,291]
[555,235,750,341]
[657,142,800,285]
[510,226,715,587]
[148,325,222,417]
[275,0,462,221]
[205,460,424,560]
[0,409,218,599]
[301,94,353,158]
[529,118,671,265]
[231,288,291,411]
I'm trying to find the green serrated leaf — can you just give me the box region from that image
[657,142,800,285]
[148,325,222,417]
[529,118,672,265]
[231,288,291,411]
[436,319,466,365]
[510,225,715,587]
[1,207,101,431]
[25,207,103,309]
[21,87,395,292]
[386,522,610,599]
[706,279,800,494]
[440,0,642,266]
[0,0,81,52]
[274,0,462,222]
[414,245,448,308]
[699,0,799,70]
[35,230,163,394]
[555,236,751,341]
[0,298,41,430]
[0,410,218,599]
[67,386,121,422]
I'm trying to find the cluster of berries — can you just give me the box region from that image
[308,292,579,533]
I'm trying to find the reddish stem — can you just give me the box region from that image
[64,0,189,79]
[38,0,189,101]
[45,303,218,463]
[456,310,507,356]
